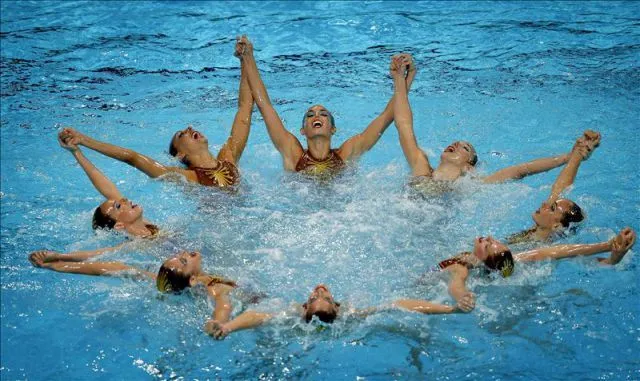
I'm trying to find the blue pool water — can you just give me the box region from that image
[2,1,639,379]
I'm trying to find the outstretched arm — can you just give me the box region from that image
[339,54,416,161]
[29,243,127,264]
[217,39,254,165]
[482,153,570,184]
[59,133,122,200]
[238,36,303,170]
[393,297,472,314]
[515,227,635,265]
[29,253,153,278]
[390,56,433,177]
[546,130,600,204]
[446,264,476,312]
[60,128,187,179]
[204,310,273,339]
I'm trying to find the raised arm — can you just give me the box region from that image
[59,133,122,200]
[204,310,273,339]
[60,128,181,179]
[445,264,476,312]
[547,130,600,204]
[238,36,303,169]
[515,227,635,265]
[339,54,416,161]
[390,56,433,177]
[217,39,254,165]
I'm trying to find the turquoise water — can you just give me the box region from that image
[2,1,639,379]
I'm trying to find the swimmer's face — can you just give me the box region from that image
[171,126,209,159]
[303,284,340,316]
[162,251,202,277]
[100,197,143,225]
[532,199,574,230]
[301,105,336,139]
[440,141,477,168]
[473,236,509,262]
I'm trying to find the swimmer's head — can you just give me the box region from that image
[156,251,203,293]
[302,284,340,323]
[532,198,584,232]
[169,125,209,167]
[92,198,144,231]
[300,105,336,140]
[473,236,514,278]
[440,141,477,169]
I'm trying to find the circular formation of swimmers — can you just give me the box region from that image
[29,36,636,339]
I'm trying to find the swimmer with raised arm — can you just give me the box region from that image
[507,130,601,244]
[205,283,474,339]
[59,130,159,237]
[236,35,415,177]
[29,249,236,329]
[29,132,160,261]
[435,228,636,310]
[59,43,254,189]
[392,57,586,185]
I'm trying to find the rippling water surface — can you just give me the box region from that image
[1,1,639,379]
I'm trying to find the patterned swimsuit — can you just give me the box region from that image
[295,149,345,177]
[191,160,240,188]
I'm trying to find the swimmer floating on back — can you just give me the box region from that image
[205,283,474,339]
[28,249,237,330]
[435,228,636,312]
[59,42,254,189]
[507,130,600,244]
[29,132,160,261]
[236,35,415,178]
[391,55,586,184]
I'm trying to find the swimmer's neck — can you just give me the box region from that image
[530,226,554,241]
[186,151,218,168]
[306,136,333,160]
[432,162,465,181]
[125,219,154,238]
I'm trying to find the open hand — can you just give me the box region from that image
[28,250,57,267]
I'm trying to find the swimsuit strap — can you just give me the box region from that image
[438,252,472,270]
[206,274,237,287]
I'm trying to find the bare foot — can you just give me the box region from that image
[204,319,229,340]
[28,250,57,267]
[607,227,636,265]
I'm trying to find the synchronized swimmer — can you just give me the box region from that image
[29,35,636,339]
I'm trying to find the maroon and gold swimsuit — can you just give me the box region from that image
[433,253,472,271]
[191,160,240,188]
[295,149,345,177]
